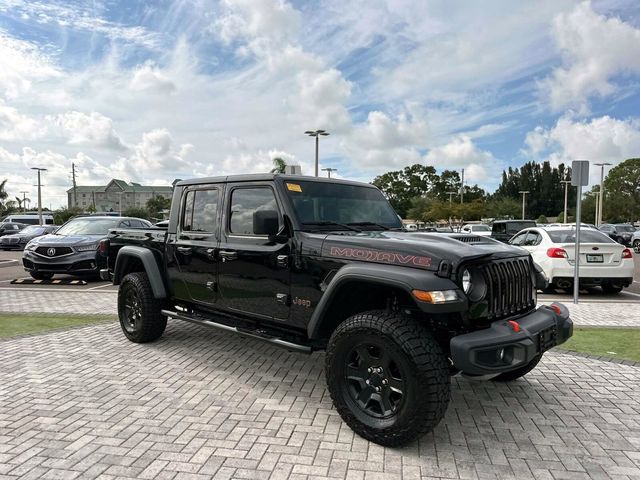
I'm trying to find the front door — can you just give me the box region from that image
[217,183,291,321]
[167,185,221,306]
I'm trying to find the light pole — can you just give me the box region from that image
[560,180,571,223]
[594,162,612,227]
[304,130,330,177]
[20,191,29,213]
[460,168,464,204]
[519,191,529,220]
[31,167,47,225]
[446,191,457,204]
[118,192,124,216]
[321,167,338,178]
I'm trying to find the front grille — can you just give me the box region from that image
[480,257,535,320]
[35,246,73,257]
[2,237,19,244]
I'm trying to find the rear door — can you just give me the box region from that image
[167,185,222,306]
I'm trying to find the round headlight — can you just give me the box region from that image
[462,269,472,293]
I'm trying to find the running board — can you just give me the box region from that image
[161,309,312,354]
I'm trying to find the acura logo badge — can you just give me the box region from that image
[47,248,56,256]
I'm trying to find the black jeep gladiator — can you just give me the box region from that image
[102,174,572,446]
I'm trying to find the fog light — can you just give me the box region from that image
[498,348,505,361]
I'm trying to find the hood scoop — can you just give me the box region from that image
[451,235,489,244]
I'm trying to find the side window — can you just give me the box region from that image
[191,189,219,232]
[510,232,527,245]
[523,232,540,246]
[181,191,195,231]
[120,220,131,228]
[129,220,143,228]
[229,187,279,235]
[493,223,505,234]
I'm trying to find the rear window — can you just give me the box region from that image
[506,221,536,234]
[616,225,635,232]
[547,229,615,244]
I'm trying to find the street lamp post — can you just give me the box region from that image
[304,130,330,177]
[20,191,29,213]
[519,191,529,220]
[446,191,457,204]
[321,167,338,178]
[31,167,47,225]
[594,162,612,227]
[560,180,571,223]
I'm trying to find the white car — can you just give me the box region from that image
[509,226,634,294]
[460,224,492,236]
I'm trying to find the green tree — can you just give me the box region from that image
[537,214,549,224]
[53,206,83,225]
[86,204,97,213]
[123,207,150,220]
[270,157,287,174]
[146,195,171,220]
[372,164,438,217]
[0,179,8,216]
[484,198,521,219]
[602,158,640,222]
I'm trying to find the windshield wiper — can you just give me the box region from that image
[302,221,362,232]
[347,222,392,231]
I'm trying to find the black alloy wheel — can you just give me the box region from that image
[343,339,406,419]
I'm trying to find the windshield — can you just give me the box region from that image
[284,181,402,230]
[55,219,118,236]
[471,225,490,232]
[21,226,46,235]
[547,229,615,244]
[616,225,635,232]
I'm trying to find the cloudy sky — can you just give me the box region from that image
[1,0,640,209]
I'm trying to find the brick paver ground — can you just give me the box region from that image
[2,288,639,327]
[1,320,639,480]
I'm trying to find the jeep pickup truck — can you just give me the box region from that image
[102,174,572,446]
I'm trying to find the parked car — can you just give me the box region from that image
[102,173,572,447]
[598,223,635,246]
[460,224,491,236]
[491,220,537,243]
[22,216,151,280]
[0,222,27,237]
[154,220,169,228]
[0,225,57,250]
[509,226,634,294]
[633,229,640,252]
[1,213,55,225]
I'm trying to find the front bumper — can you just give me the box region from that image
[450,303,572,376]
[23,250,103,275]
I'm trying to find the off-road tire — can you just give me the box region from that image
[491,353,543,382]
[602,284,623,294]
[325,310,450,447]
[118,272,166,343]
[30,271,53,280]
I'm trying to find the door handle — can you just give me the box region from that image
[219,250,238,261]
[176,246,192,255]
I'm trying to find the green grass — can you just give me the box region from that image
[0,313,115,338]
[558,327,640,362]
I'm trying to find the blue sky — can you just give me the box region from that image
[1,0,640,208]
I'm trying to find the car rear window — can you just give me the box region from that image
[616,225,635,232]
[547,229,615,244]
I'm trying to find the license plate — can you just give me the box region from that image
[586,254,603,263]
[538,325,557,352]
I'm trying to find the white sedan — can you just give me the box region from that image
[509,226,634,294]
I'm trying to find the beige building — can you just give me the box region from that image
[67,179,173,213]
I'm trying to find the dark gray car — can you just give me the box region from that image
[22,216,151,280]
[0,222,27,237]
[0,225,57,250]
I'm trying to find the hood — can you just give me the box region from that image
[29,234,103,246]
[320,231,526,272]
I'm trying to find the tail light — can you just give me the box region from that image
[622,248,633,259]
[547,247,568,258]
[98,239,109,255]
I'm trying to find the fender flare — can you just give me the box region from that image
[113,245,166,299]
[307,263,464,339]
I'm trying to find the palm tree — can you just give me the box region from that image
[270,157,287,174]
[0,179,8,215]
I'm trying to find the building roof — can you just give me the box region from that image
[67,178,173,194]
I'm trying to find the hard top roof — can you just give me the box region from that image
[175,174,374,188]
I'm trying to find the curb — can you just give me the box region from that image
[553,347,640,367]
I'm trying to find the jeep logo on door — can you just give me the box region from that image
[47,248,56,257]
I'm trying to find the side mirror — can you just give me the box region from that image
[253,210,279,236]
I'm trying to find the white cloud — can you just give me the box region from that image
[0,31,62,99]
[540,1,640,112]
[51,111,126,150]
[523,114,640,184]
[128,128,192,175]
[424,135,498,182]
[130,63,176,93]
[0,101,42,140]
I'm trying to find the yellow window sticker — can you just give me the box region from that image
[286,183,302,192]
